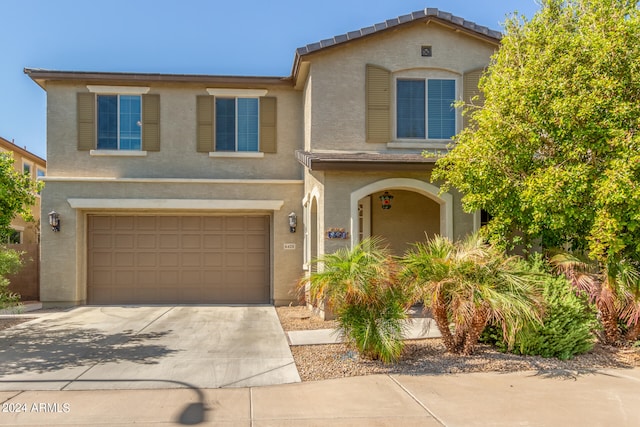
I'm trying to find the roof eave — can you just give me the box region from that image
[24,68,293,89]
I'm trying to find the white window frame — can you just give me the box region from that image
[389,70,461,149]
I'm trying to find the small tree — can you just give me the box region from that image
[402,234,544,356]
[0,152,42,240]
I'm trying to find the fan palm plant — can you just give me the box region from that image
[402,233,544,355]
[550,252,640,344]
[299,237,409,363]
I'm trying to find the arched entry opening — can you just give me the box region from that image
[350,178,453,255]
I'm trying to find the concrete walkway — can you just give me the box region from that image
[1,369,639,425]
[287,317,441,345]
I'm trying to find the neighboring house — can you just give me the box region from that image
[26,9,500,307]
[0,136,46,244]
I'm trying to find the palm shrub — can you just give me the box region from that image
[0,247,22,309]
[483,258,598,359]
[402,233,544,356]
[550,252,640,344]
[299,237,409,363]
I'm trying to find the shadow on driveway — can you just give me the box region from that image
[0,325,177,376]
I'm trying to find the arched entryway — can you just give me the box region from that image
[350,178,453,254]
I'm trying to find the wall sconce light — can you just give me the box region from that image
[379,191,394,210]
[288,212,297,233]
[48,210,61,232]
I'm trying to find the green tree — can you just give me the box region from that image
[432,0,640,344]
[0,152,41,240]
[402,234,544,356]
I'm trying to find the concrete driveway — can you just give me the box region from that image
[0,306,300,391]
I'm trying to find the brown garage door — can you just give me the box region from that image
[87,215,270,304]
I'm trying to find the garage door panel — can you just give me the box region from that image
[92,234,113,249]
[159,271,179,286]
[203,253,223,267]
[157,216,177,230]
[203,217,223,230]
[88,215,270,304]
[203,235,223,249]
[137,253,157,267]
[115,270,135,286]
[182,235,202,249]
[181,217,202,230]
[114,216,135,230]
[137,235,157,249]
[159,253,180,267]
[91,252,113,267]
[159,234,179,249]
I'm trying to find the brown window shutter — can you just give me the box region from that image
[463,68,485,129]
[196,95,214,152]
[260,97,277,153]
[366,64,391,143]
[142,94,160,151]
[77,92,96,150]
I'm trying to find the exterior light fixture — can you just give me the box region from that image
[379,192,394,210]
[288,212,297,233]
[48,210,60,232]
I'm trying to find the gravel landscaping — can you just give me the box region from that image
[276,306,640,382]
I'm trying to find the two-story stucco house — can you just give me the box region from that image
[26,9,500,307]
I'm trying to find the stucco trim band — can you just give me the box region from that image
[67,198,285,211]
[44,177,303,185]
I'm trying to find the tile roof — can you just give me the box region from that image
[295,8,502,57]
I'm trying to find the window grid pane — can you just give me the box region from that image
[215,98,236,151]
[119,95,141,150]
[427,79,456,139]
[97,95,118,149]
[237,98,259,152]
[396,80,425,139]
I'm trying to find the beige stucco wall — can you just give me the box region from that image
[304,21,496,152]
[39,179,304,306]
[41,77,307,306]
[45,82,303,180]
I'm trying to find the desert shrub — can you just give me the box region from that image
[483,256,598,360]
[0,248,22,309]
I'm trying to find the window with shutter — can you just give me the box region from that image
[395,78,456,141]
[197,94,277,154]
[77,89,158,152]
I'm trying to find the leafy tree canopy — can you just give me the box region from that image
[433,0,640,264]
[0,153,42,239]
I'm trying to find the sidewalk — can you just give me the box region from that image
[1,368,639,426]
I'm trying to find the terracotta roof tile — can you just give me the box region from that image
[296,8,501,57]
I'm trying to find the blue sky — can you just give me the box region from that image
[0,0,540,160]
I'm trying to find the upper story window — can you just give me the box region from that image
[77,86,159,155]
[197,89,277,155]
[215,97,259,152]
[97,95,142,150]
[396,79,456,140]
[23,160,32,175]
